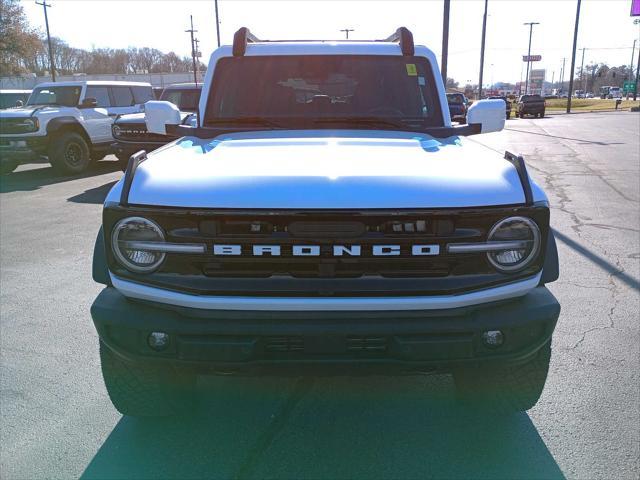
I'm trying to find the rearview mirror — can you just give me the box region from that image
[145,101,181,135]
[80,97,97,108]
[15,100,24,107]
[466,99,505,134]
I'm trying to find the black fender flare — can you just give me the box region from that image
[46,116,92,145]
[540,229,559,285]
[92,226,112,286]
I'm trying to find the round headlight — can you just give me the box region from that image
[487,216,541,272]
[112,125,122,137]
[111,217,165,273]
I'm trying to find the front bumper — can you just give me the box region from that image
[92,286,560,375]
[0,136,48,163]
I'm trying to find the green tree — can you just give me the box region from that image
[0,0,42,75]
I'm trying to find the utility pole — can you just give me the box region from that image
[551,70,555,88]
[560,57,566,91]
[186,16,198,86]
[523,22,540,95]
[633,48,640,102]
[477,0,489,99]
[579,47,586,91]
[629,39,636,84]
[567,0,581,113]
[194,38,201,81]
[36,0,56,82]
[340,28,354,39]
[214,0,221,47]
[441,0,450,85]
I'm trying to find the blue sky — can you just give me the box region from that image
[21,0,640,85]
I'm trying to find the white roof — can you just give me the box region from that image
[34,80,152,88]
[0,89,31,93]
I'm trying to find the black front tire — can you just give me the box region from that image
[0,160,19,175]
[99,342,196,417]
[453,340,552,412]
[49,132,91,175]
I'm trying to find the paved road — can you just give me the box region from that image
[1,112,638,480]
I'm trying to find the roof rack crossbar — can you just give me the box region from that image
[233,27,261,56]
[381,27,415,56]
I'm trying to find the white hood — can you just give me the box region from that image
[121,130,531,209]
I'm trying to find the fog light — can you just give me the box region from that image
[482,330,504,348]
[148,331,169,351]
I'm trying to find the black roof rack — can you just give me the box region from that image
[231,26,415,57]
[233,27,260,56]
[380,27,414,56]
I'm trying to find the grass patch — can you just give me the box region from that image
[545,99,638,111]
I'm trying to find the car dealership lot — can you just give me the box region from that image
[1,112,638,479]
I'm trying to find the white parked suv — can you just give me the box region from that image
[91,27,560,417]
[0,81,153,175]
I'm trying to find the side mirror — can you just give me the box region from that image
[80,97,97,108]
[15,100,24,107]
[466,99,505,134]
[145,100,181,135]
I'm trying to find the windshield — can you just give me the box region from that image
[446,94,465,104]
[27,86,82,107]
[205,55,442,127]
[161,88,201,111]
[0,93,29,109]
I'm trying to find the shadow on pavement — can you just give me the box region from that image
[554,229,640,292]
[0,160,121,194]
[67,181,117,204]
[504,127,625,146]
[81,375,564,480]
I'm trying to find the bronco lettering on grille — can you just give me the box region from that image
[211,244,440,256]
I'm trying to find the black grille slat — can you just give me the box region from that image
[265,336,304,353]
[347,336,388,352]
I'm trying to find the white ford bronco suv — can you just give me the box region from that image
[0,81,153,175]
[91,28,560,417]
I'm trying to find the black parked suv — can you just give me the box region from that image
[112,83,201,167]
[516,94,545,118]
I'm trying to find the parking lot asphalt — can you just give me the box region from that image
[1,111,638,480]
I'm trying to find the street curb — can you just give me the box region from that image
[545,108,636,115]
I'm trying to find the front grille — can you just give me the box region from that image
[0,118,31,134]
[115,125,172,143]
[105,205,549,296]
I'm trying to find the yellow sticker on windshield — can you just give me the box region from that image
[406,64,417,76]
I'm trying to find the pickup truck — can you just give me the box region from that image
[516,94,546,118]
[91,27,560,417]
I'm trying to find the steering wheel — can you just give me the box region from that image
[366,106,405,116]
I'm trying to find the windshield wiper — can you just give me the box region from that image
[206,117,283,128]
